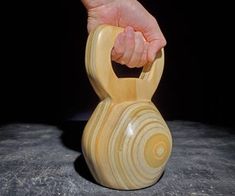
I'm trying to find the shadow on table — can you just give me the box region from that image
[59,120,86,152]
[74,155,97,184]
[59,120,97,184]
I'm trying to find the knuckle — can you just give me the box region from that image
[160,37,167,47]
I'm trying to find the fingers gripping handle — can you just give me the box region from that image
[85,25,165,101]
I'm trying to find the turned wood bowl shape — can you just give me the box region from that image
[82,25,172,190]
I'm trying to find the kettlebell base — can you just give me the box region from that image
[96,171,165,191]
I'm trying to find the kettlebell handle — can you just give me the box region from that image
[85,25,165,102]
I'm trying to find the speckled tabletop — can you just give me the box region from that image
[0,121,235,196]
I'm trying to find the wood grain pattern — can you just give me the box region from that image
[82,25,172,190]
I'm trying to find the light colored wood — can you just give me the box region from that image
[82,25,172,190]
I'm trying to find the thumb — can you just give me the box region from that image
[147,38,166,62]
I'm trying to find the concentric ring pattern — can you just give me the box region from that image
[82,100,172,190]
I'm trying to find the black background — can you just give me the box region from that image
[0,0,234,128]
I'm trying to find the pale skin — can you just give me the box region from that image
[81,0,166,68]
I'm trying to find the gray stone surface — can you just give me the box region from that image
[0,121,235,196]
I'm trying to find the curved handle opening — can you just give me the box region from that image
[112,61,143,78]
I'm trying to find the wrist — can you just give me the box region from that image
[81,0,115,9]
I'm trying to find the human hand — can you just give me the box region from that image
[82,0,166,67]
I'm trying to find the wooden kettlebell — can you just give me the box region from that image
[82,25,172,190]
